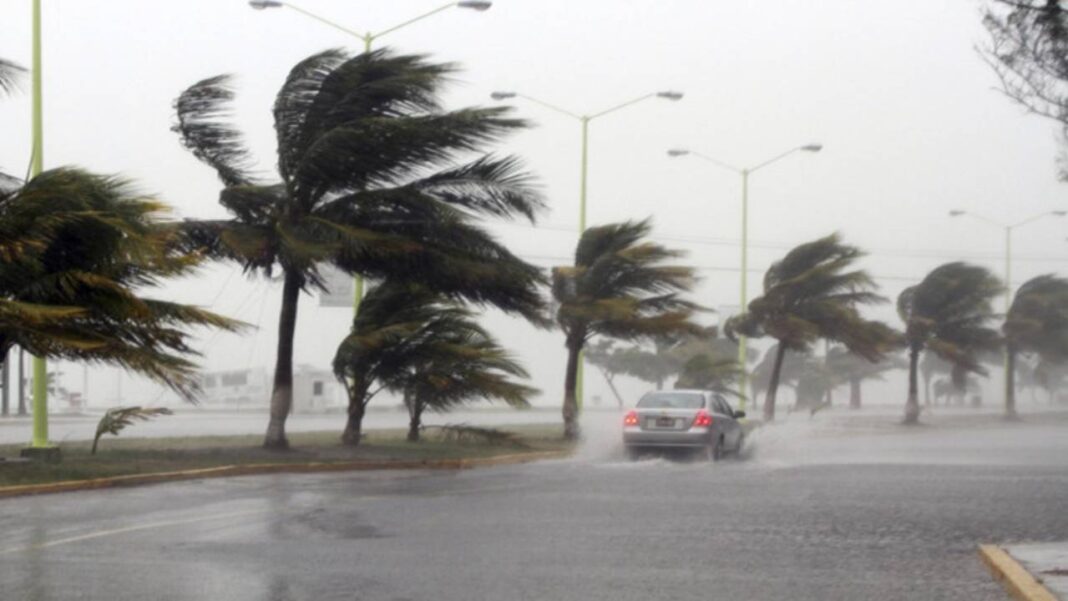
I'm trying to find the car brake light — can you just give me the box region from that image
[693,409,713,427]
[623,410,639,426]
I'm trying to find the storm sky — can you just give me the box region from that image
[1,0,1065,408]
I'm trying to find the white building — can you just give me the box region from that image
[199,365,345,412]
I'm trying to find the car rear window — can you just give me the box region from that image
[637,392,705,409]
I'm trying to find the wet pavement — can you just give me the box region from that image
[1,413,1067,600]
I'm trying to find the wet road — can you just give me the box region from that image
[1,416,1067,600]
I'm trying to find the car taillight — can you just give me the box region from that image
[623,410,639,426]
[693,410,713,427]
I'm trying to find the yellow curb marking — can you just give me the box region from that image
[979,544,1060,601]
[0,509,267,556]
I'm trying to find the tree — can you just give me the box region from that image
[898,263,1002,424]
[174,49,547,449]
[982,1,1068,179]
[553,220,701,439]
[0,168,244,396]
[583,340,627,407]
[396,313,534,442]
[726,234,898,422]
[674,333,743,398]
[919,352,952,406]
[1003,274,1068,417]
[825,346,908,410]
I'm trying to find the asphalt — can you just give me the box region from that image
[1,413,1067,600]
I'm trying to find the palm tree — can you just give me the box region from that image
[726,234,898,421]
[553,220,701,439]
[397,316,534,442]
[898,262,1001,424]
[583,340,627,408]
[1003,274,1068,418]
[825,346,907,409]
[1,168,244,396]
[0,58,23,96]
[174,49,547,449]
[333,282,533,444]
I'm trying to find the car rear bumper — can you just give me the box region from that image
[623,428,711,448]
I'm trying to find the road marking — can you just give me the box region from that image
[0,509,266,555]
[979,544,1060,601]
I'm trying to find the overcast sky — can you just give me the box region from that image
[1,0,1065,409]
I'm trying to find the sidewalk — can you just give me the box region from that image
[980,543,1068,600]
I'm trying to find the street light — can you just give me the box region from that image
[667,143,822,412]
[249,1,492,52]
[949,208,1065,416]
[252,1,492,314]
[491,89,683,413]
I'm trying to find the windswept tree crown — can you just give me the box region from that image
[173,48,547,320]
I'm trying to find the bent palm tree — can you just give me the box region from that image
[0,168,243,395]
[333,282,533,444]
[553,220,701,439]
[1003,274,1068,417]
[898,262,1001,424]
[174,49,546,449]
[726,234,898,422]
[398,318,534,442]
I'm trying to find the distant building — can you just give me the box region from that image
[199,365,345,412]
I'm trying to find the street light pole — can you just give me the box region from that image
[30,0,50,450]
[250,0,493,314]
[491,90,684,412]
[949,209,1066,415]
[667,144,822,412]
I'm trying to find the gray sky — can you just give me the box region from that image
[1,0,1065,409]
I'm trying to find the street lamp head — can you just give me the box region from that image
[490,91,516,100]
[801,143,822,152]
[1053,210,1067,217]
[249,0,283,9]
[949,210,966,217]
[656,91,684,101]
[457,0,493,10]
[666,149,690,157]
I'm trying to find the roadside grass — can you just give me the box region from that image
[0,423,572,487]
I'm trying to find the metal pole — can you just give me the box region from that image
[352,33,372,315]
[575,117,590,413]
[18,349,26,415]
[737,169,750,412]
[2,349,9,416]
[30,0,50,449]
[1004,226,1012,409]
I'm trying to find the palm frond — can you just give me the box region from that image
[173,74,255,186]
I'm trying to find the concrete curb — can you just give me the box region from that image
[0,450,571,500]
[980,545,1061,601]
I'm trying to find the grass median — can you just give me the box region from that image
[0,423,573,488]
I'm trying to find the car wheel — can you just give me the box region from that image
[705,438,723,462]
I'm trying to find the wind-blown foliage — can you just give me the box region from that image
[825,346,908,410]
[553,220,701,438]
[898,262,1002,424]
[0,58,24,97]
[92,406,173,454]
[982,1,1068,179]
[0,169,244,395]
[333,282,534,444]
[1003,274,1068,416]
[726,234,898,421]
[174,49,547,449]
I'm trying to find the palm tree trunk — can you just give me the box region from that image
[904,346,921,424]
[17,348,27,416]
[1005,345,1018,419]
[1,345,9,417]
[342,399,365,446]
[923,371,931,406]
[407,395,424,442]
[764,343,787,422]
[562,339,582,440]
[655,377,664,391]
[264,269,302,450]
[598,368,625,409]
[849,378,862,409]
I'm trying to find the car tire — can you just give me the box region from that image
[705,438,723,462]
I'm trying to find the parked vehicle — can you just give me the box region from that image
[622,390,745,461]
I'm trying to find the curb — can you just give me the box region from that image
[979,545,1061,601]
[0,450,571,500]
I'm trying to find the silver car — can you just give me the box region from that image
[622,389,746,461]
